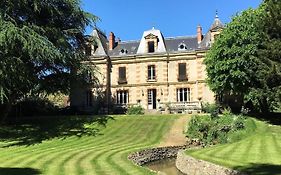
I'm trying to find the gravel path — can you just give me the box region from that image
[159,115,191,147]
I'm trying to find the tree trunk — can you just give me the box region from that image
[259,98,270,114]
[0,102,12,124]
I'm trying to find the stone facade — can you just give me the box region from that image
[70,16,224,113]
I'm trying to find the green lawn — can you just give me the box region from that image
[186,118,281,175]
[0,115,178,175]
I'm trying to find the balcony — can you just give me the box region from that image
[118,78,127,84]
[159,101,201,114]
[147,76,157,82]
[178,75,188,81]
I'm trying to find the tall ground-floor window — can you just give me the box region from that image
[116,90,129,104]
[177,88,191,102]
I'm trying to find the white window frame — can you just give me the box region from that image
[147,65,156,80]
[177,88,191,102]
[116,90,129,105]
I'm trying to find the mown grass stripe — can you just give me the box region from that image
[186,118,281,174]
[10,117,130,173]
[0,115,177,175]
[109,118,173,175]
[51,121,141,175]
[239,137,254,164]
[91,120,151,174]
[91,116,173,173]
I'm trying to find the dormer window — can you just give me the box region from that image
[178,43,187,51]
[148,41,155,53]
[120,48,128,55]
[93,45,98,53]
[145,33,158,53]
[214,34,219,40]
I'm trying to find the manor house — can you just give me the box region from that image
[70,15,224,113]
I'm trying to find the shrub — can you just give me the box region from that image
[202,103,220,118]
[126,105,144,115]
[186,113,251,146]
[9,97,59,117]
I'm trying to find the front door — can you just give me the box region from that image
[148,89,157,109]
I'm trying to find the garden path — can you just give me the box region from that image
[158,115,191,147]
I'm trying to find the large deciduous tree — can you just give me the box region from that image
[0,0,98,121]
[204,2,281,113]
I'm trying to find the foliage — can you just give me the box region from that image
[9,97,59,117]
[126,105,144,115]
[202,102,220,118]
[186,113,254,146]
[0,0,98,121]
[46,92,68,108]
[204,3,281,113]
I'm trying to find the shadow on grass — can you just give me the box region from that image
[235,163,281,175]
[0,115,114,147]
[250,112,281,126]
[0,167,41,175]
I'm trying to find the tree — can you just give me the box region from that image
[261,0,281,111]
[263,0,281,64]
[0,0,98,122]
[204,4,281,113]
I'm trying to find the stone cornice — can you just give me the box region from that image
[108,80,206,88]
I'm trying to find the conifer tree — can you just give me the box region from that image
[0,0,98,121]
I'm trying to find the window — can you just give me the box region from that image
[120,49,128,55]
[178,43,187,51]
[86,90,93,106]
[147,65,156,81]
[118,67,127,84]
[214,34,219,40]
[117,90,129,104]
[93,45,98,53]
[148,41,155,53]
[178,63,187,81]
[177,88,191,102]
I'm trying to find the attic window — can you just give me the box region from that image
[178,43,187,51]
[120,49,128,55]
[214,34,219,40]
[93,45,98,53]
[148,41,155,53]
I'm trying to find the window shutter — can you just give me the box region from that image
[148,66,151,79]
[178,63,187,81]
[118,67,127,84]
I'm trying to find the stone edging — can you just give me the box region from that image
[128,145,187,166]
[176,150,247,175]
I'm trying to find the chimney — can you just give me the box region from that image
[197,25,203,44]
[109,32,115,50]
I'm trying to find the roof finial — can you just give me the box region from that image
[215,10,219,19]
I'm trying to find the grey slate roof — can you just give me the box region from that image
[199,16,224,49]
[108,36,199,57]
[108,40,140,56]
[93,16,224,57]
[165,36,198,53]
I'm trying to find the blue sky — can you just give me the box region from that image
[82,0,262,41]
